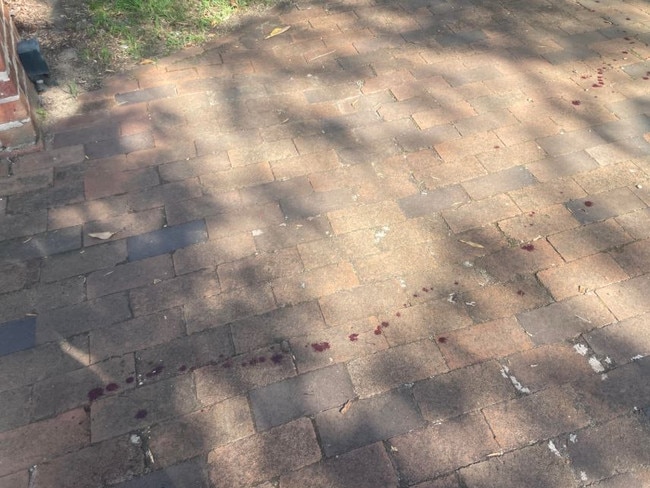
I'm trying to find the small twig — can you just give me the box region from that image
[308,50,336,62]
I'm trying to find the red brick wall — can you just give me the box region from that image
[0,0,40,154]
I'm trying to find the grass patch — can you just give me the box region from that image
[85,0,273,66]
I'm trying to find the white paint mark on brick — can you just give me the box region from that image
[573,343,589,356]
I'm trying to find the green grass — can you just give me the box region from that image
[85,0,272,65]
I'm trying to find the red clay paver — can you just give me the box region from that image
[3,0,650,485]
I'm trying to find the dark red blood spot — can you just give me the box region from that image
[413,293,419,298]
[592,84,600,88]
[571,100,581,106]
[178,365,187,372]
[381,321,390,328]
[311,342,331,352]
[584,200,594,207]
[438,337,447,343]
[145,365,164,378]
[521,244,535,252]
[374,326,383,335]
[454,281,459,285]
[105,383,119,392]
[422,287,429,292]
[580,75,589,79]
[622,51,628,54]
[87,387,104,402]
[135,409,148,419]
[395,312,401,317]
[494,145,500,149]
[517,290,526,296]
[125,376,135,384]
[258,356,266,363]
[222,361,233,369]
[643,77,649,80]
[271,353,284,364]
[349,333,359,342]
[626,17,631,20]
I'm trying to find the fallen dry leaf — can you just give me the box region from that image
[458,239,484,249]
[339,400,353,414]
[88,231,117,240]
[264,26,290,39]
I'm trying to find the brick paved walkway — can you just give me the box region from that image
[2,0,650,486]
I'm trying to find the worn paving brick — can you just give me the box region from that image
[585,313,650,366]
[549,219,633,262]
[84,207,166,247]
[0,386,32,433]
[610,239,650,277]
[565,187,646,225]
[159,153,231,182]
[541,251,629,299]
[200,162,275,193]
[348,340,447,398]
[597,273,650,320]
[413,360,515,423]
[484,385,590,449]
[173,232,256,275]
[129,269,220,316]
[0,408,89,477]
[135,325,233,384]
[47,194,131,230]
[280,188,357,220]
[127,219,208,261]
[327,200,406,235]
[217,248,303,290]
[442,194,520,233]
[526,151,599,182]
[475,239,563,282]
[41,240,128,282]
[87,254,174,299]
[476,140,546,172]
[462,165,537,200]
[434,131,502,162]
[205,203,286,239]
[280,442,398,488]
[163,192,242,225]
[110,458,209,488]
[193,345,296,406]
[503,343,596,393]
[389,412,498,484]
[567,415,650,483]
[516,293,615,345]
[230,301,325,353]
[0,262,30,295]
[398,184,470,218]
[0,226,82,264]
[459,443,579,488]
[0,316,36,357]
[439,317,534,369]
[14,145,85,174]
[250,363,354,430]
[184,283,276,334]
[0,211,47,241]
[316,388,425,457]
[91,374,199,442]
[291,318,389,373]
[254,215,332,251]
[90,308,186,361]
[462,275,552,323]
[35,293,132,344]
[573,160,644,195]
[318,280,409,326]
[207,418,321,488]
[0,276,86,323]
[115,84,177,104]
[272,262,359,306]
[84,167,160,200]
[508,177,586,213]
[571,356,650,421]
[85,131,155,160]
[33,434,144,488]
[32,355,135,420]
[379,297,474,346]
[616,207,650,240]
[149,396,254,468]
